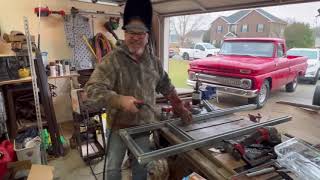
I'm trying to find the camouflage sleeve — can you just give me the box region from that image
[155,58,175,96]
[85,56,121,110]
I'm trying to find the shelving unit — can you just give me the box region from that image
[72,89,106,163]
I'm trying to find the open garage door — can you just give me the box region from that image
[152,0,320,17]
[91,0,319,16]
[77,0,320,70]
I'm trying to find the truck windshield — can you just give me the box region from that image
[287,50,318,59]
[220,41,274,57]
[203,43,215,49]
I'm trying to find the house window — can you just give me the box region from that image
[217,26,223,33]
[241,24,248,32]
[230,25,236,33]
[257,24,264,32]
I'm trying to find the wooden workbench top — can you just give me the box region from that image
[0,53,15,57]
[0,73,79,86]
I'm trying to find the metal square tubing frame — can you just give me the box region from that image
[119,105,292,164]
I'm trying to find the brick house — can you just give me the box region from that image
[210,9,287,47]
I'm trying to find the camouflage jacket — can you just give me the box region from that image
[85,44,174,129]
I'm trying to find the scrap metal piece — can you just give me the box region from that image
[246,167,275,177]
[277,101,320,111]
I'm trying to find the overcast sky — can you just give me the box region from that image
[200,2,320,29]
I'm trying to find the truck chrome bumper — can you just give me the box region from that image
[187,80,258,98]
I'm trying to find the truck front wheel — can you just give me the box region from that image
[311,69,320,84]
[286,76,298,92]
[312,85,320,106]
[248,80,270,109]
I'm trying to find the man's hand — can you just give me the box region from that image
[119,96,140,113]
[166,89,193,125]
[172,103,193,125]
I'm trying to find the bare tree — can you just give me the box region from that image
[170,14,207,47]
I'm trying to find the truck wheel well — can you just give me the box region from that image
[266,78,272,90]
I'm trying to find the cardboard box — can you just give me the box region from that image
[183,172,207,180]
[3,32,35,42]
[27,165,54,180]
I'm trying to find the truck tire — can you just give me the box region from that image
[311,70,320,85]
[286,76,298,92]
[248,80,270,109]
[312,85,320,106]
[182,53,189,60]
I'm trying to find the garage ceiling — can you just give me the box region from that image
[81,0,320,17]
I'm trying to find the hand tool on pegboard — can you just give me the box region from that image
[34,7,66,17]
[104,17,120,41]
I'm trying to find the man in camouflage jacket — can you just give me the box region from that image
[85,16,192,180]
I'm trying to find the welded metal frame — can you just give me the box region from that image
[120,114,291,164]
[121,104,256,134]
[119,104,293,164]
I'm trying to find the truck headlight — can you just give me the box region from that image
[189,72,197,81]
[240,79,252,89]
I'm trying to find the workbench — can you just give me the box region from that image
[0,73,79,86]
[119,104,292,180]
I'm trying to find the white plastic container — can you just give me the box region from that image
[14,137,41,164]
[41,52,48,67]
[49,62,56,77]
[56,60,64,76]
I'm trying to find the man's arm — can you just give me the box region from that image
[155,59,192,124]
[154,58,174,96]
[85,57,140,113]
[85,58,121,109]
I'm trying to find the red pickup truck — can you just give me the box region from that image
[187,38,308,108]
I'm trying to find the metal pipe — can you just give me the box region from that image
[246,167,275,177]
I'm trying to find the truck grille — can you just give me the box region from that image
[197,73,242,88]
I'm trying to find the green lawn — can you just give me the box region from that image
[168,60,191,89]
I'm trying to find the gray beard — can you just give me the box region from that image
[128,47,145,58]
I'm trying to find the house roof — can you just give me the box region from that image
[224,32,237,38]
[214,9,287,25]
[225,10,251,24]
[255,9,287,24]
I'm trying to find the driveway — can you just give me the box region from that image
[213,81,320,145]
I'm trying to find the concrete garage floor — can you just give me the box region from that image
[50,81,320,180]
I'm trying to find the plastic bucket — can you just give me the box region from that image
[14,137,41,164]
